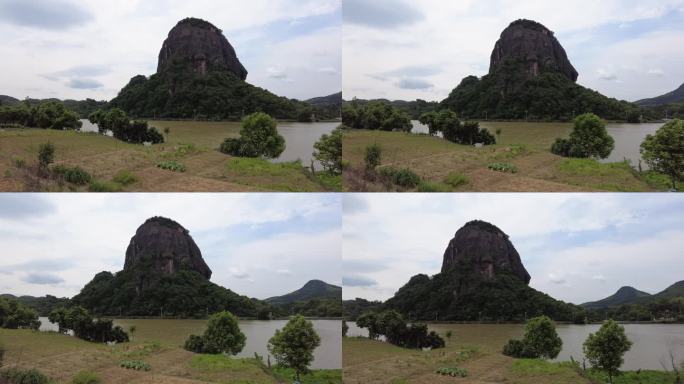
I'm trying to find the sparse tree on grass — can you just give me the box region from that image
[364,143,382,172]
[583,319,632,384]
[268,315,321,383]
[640,119,684,190]
[313,126,343,175]
[38,142,55,169]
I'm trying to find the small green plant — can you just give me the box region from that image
[379,167,421,188]
[38,142,55,168]
[112,170,138,186]
[435,367,468,377]
[443,172,468,187]
[417,181,450,192]
[157,160,186,172]
[52,165,92,185]
[71,370,101,384]
[488,162,518,173]
[0,367,51,384]
[364,143,382,171]
[88,180,123,192]
[13,158,26,168]
[119,360,151,371]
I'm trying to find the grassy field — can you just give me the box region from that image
[0,121,339,192]
[342,337,677,384]
[342,122,669,192]
[0,329,341,384]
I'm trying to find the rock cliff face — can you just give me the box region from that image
[441,220,530,284]
[157,17,247,80]
[124,216,212,279]
[489,19,578,82]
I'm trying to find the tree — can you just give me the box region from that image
[418,111,439,135]
[268,315,321,383]
[199,311,246,355]
[38,142,55,169]
[364,143,382,171]
[312,126,343,175]
[551,113,614,159]
[502,316,562,359]
[583,319,632,384]
[219,112,285,158]
[640,119,684,190]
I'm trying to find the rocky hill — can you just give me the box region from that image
[109,17,311,120]
[441,19,639,121]
[266,280,341,305]
[385,220,582,322]
[581,286,652,309]
[636,83,684,106]
[72,216,270,318]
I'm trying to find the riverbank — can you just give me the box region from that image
[0,328,341,384]
[0,124,340,192]
[342,337,676,384]
[342,125,670,192]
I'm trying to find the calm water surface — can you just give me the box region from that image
[40,317,341,369]
[409,120,663,167]
[79,119,337,166]
[348,322,684,370]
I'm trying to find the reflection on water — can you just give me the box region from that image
[39,317,341,369]
[348,322,684,370]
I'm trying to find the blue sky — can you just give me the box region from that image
[343,0,684,102]
[0,0,341,101]
[343,194,684,304]
[0,193,341,299]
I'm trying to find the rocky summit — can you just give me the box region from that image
[124,216,212,280]
[490,19,578,82]
[157,18,247,80]
[441,220,530,284]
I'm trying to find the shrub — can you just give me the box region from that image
[583,320,632,384]
[38,142,55,168]
[184,334,205,353]
[379,167,421,188]
[0,367,51,384]
[356,310,445,350]
[48,306,128,343]
[417,181,451,192]
[219,112,285,158]
[71,370,101,384]
[640,119,684,190]
[443,172,468,188]
[52,165,92,185]
[184,311,245,355]
[157,160,186,172]
[268,315,321,383]
[112,170,138,186]
[488,162,518,173]
[313,126,343,175]
[364,143,382,171]
[551,113,614,159]
[88,180,122,192]
[119,360,150,371]
[436,367,468,377]
[14,158,26,168]
[502,316,562,359]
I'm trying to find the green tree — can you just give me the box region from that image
[583,319,632,384]
[313,126,343,175]
[552,113,614,159]
[640,119,684,190]
[201,311,246,355]
[38,142,55,169]
[364,143,382,171]
[219,112,285,158]
[521,316,562,359]
[267,315,321,383]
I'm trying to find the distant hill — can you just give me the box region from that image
[0,95,107,118]
[581,280,684,309]
[306,92,342,107]
[266,279,341,305]
[581,286,652,309]
[342,98,439,119]
[636,83,684,106]
[0,294,70,316]
[0,95,19,105]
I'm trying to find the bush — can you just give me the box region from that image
[443,172,468,188]
[420,110,495,145]
[48,306,128,344]
[640,119,684,190]
[0,368,50,384]
[267,315,321,382]
[119,360,150,371]
[551,113,614,159]
[417,181,451,192]
[71,370,101,384]
[356,310,445,350]
[38,142,55,168]
[157,160,186,172]
[88,180,122,192]
[52,165,92,185]
[218,112,285,158]
[364,143,382,171]
[112,170,138,186]
[583,320,632,384]
[436,367,468,377]
[312,126,343,175]
[488,162,518,173]
[379,167,421,188]
[502,316,562,359]
[184,311,245,355]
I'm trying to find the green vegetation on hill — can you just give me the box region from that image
[266,280,341,305]
[342,100,412,131]
[582,287,652,309]
[0,101,82,129]
[582,281,684,322]
[441,71,642,121]
[342,98,439,120]
[385,271,584,322]
[342,298,383,321]
[0,95,107,118]
[0,294,70,316]
[0,296,40,330]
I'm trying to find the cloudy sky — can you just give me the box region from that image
[343,0,684,102]
[343,194,684,305]
[0,0,341,101]
[0,194,341,300]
